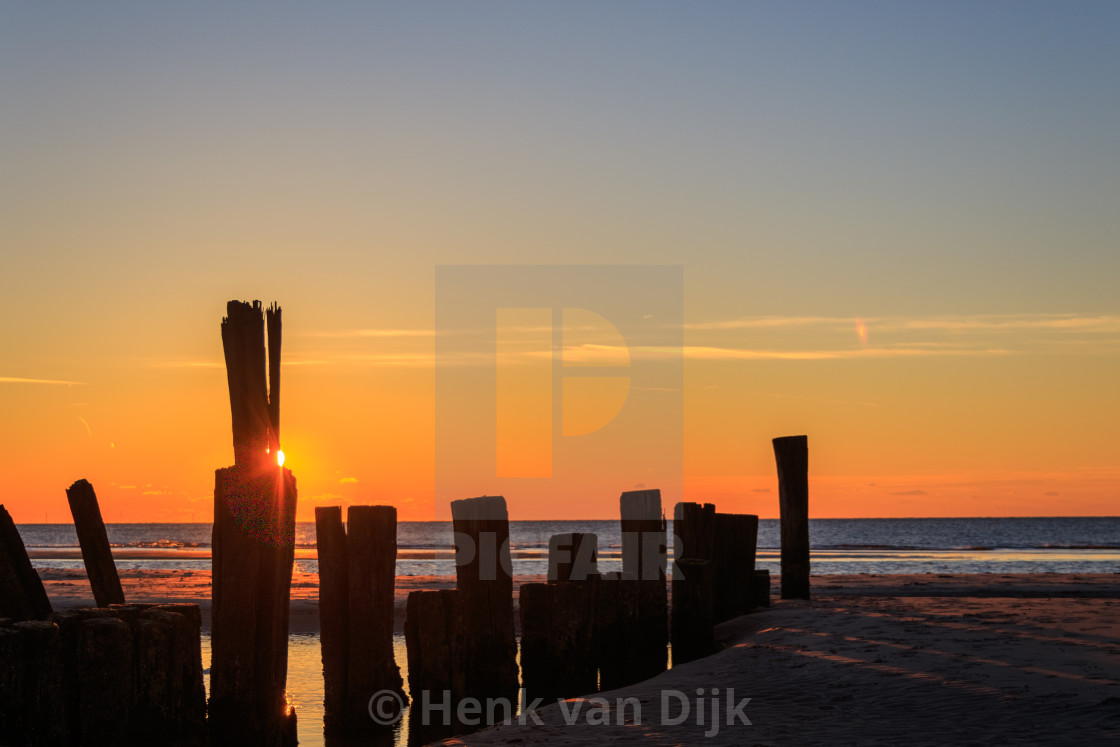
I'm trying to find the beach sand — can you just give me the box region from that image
[36,569,1120,745]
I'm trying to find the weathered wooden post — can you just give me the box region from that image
[65,479,125,608]
[316,504,405,735]
[594,571,641,691]
[315,506,349,735]
[712,512,758,621]
[404,588,467,745]
[450,496,518,713]
[78,617,134,745]
[10,619,70,745]
[670,558,714,665]
[670,502,716,662]
[619,489,668,683]
[547,532,598,582]
[519,581,598,704]
[773,435,810,600]
[673,502,715,563]
[0,505,52,621]
[209,300,298,746]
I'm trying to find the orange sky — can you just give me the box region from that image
[2,5,1118,522]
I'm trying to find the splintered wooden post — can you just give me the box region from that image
[65,479,125,608]
[210,300,297,746]
[346,506,405,730]
[405,589,467,744]
[712,513,759,621]
[773,435,810,599]
[0,505,52,621]
[619,489,668,683]
[315,506,349,735]
[450,495,518,710]
[670,558,715,665]
[547,532,598,582]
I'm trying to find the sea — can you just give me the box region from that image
[18,516,1120,575]
[16,517,1120,746]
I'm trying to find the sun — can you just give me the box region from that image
[276,449,286,467]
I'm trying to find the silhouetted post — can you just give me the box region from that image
[145,604,207,737]
[673,502,716,562]
[78,617,133,745]
[405,589,467,745]
[210,300,297,746]
[547,532,598,582]
[65,479,125,608]
[670,558,715,665]
[450,496,518,712]
[751,569,771,608]
[10,620,69,744]
[712,513,758,621]
[773,435,810,600]
[346,506,405,731]
[0,505,52,621]
[315,506,349,735]
[519,581,597,703]
[619,489,668,682]
[594,571,641,690]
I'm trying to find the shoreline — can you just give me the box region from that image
[37,569,1120,634]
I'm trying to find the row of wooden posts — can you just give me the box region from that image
[314,433,810,740]
[0,485,208,746]
[0,300,813,745]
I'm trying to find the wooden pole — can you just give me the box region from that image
[619,489,667,683]
[65,479,125,608]
[670,558,715,665]
[773,435,810,599]
[0,505,52,621]
[672,502,715,563]
[346,505,405,731]
[78,617,134,745]
[404,588,467,744]
[315,506,349,735]
[712,513,758,621]
[210,300,297,746]
[519,581,597,704]
[450,495,518,710]
[547,532,598,582]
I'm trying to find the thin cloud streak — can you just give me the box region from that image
[1,376,85,385]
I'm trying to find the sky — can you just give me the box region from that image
[1,1,1118,522]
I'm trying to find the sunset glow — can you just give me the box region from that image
[0,4,1117,523]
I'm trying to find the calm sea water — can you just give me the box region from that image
[20,517,1120,575]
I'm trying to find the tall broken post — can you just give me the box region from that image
[209,300,298,746]
[450,495,518,718]
[316,505,405,736]
[0,505,52,621]
[618,489,668,683]
[65,479,125,608]
[773,435,810,600]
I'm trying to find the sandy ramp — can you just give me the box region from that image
[434,580,1120,746]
